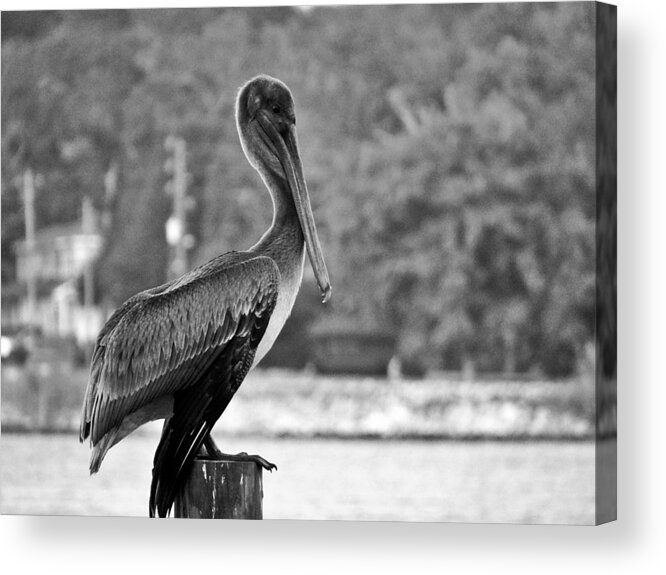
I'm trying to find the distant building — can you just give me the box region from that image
[3,221,106,345]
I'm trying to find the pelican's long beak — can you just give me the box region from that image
[256,111,332,303]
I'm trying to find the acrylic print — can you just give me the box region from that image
[0,2,616,523]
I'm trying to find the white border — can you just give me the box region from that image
[2,1,664,573]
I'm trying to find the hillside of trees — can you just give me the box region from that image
[1,4,598,377]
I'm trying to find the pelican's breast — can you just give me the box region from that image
[252,249,305,367]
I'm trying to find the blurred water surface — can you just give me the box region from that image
[0,432,593,524]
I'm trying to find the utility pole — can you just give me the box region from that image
[23,168,36,331]
[81,195,95,309]
[102,163,118,233]
[164,136,194,280]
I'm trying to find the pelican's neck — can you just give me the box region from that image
[249,172,307,369]
[250,172,305,272]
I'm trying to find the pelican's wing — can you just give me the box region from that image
[79,252,279,451]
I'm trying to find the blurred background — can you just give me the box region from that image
[1,4,613,523]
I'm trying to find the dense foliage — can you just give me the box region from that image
[1,4,597,376]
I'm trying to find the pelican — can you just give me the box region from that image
[80,75,331,518]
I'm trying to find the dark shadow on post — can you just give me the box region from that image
[174,459,263,519]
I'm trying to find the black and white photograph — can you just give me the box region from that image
[1,1,616,526]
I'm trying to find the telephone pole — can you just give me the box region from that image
[81,195,95,309]
[164,136,194,280]
[101,163,118,233]
[23,168,37,330]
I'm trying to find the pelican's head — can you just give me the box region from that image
[236,75,331,303]
[236,75,296,173]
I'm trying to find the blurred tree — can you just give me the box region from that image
[319,3,596,375]
[1,11,141,286]
[1,4,598,375]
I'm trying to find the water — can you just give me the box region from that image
[0,432,595,524]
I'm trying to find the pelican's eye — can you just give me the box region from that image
[272,104,281,115]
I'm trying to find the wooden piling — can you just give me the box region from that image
[174,459,263,519]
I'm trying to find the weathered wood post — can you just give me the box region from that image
[174,459,263,519]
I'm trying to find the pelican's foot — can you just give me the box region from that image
[201,436,276,471]
[216,451,278,473]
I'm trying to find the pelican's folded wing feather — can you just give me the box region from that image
[79,253,279,448]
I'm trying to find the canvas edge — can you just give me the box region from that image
[594,0,617,526]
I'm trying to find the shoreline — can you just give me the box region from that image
[1,426,601,442]
[2,366,612,442]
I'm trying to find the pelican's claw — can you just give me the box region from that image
[201,436,277,471]
[234,452,277,472]
[213,450,277,472]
